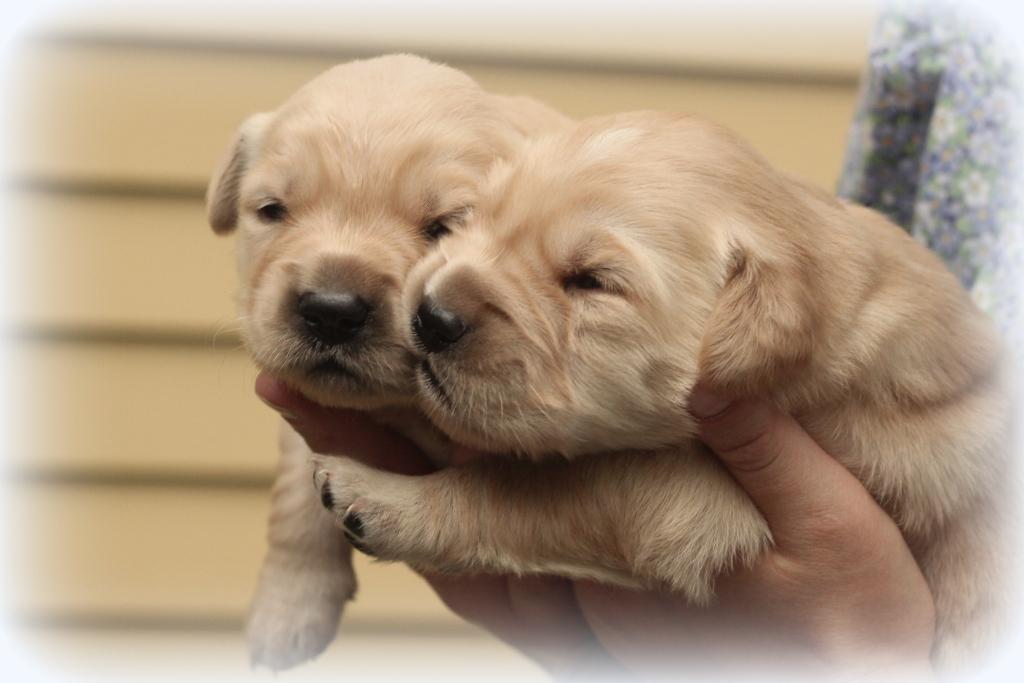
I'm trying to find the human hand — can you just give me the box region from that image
[255,372,936,680]
[568,385,937,680]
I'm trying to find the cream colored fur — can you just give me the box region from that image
[312,112,1013,670]
[206,54,570,669]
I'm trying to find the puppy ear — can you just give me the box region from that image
[698,240,819,394]
[206,113,271,234]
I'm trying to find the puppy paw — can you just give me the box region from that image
[312,456,421,560]
[246,554,356,670]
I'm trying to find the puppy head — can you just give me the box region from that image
[405,113,822,455]
[207,55,543,409]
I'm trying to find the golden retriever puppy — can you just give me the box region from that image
[207,54,569,669]
[311,112,1012,668]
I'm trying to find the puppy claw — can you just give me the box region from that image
[342,504,375,555]
[320,482,335,511]
[343,508,365,538]
[313,457,417,560]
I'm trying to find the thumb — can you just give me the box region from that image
[688,383,860,540]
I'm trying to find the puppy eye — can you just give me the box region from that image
[423,219,451,241]
[563,272,604,292]
[256,201,288,223]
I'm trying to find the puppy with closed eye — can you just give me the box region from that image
[207,54,570,669]
[312,111,1012,669]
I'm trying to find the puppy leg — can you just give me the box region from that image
[312,447,769,603]
[247,421,357,670]
[917,499,1009,670]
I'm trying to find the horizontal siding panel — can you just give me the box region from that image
[7,481,461,626]
[38,2,875,78]
[8,42,859,192]
[18,628,545,681]
[470,71,858,188]
[7,43,332,188]
[5,338,277,478]
[5,191,236,331]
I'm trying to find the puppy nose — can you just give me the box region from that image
[413,300,467,353]
[297,291,371,346]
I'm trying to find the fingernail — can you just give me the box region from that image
[688,386,732,419]
[257,394,299,421]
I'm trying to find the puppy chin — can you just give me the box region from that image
[415,364,487,448]
[419,402,493,451]
[414,365,556,457]
[290,374,412,411]
[251,347,416,412]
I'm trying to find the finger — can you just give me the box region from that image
[574,580,733,672]
[255,372,435,475]
[506,576,623,675]
[575,579,820,677]
[426,573,613,675]
[506,575,594,645]
[310,412,435,475]
[688,383,869,540]
[425,573,519,633]
[426,574,590,644]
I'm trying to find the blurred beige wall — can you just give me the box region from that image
[1,5,873,680]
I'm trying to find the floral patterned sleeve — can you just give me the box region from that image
[837,1,1022,351]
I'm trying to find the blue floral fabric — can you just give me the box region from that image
[838,1,1022,350]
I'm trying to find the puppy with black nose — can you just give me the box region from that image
[414,300,469,353]
[297,290,371,346]
[314,111,1010,670]
[208,54,569,669]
